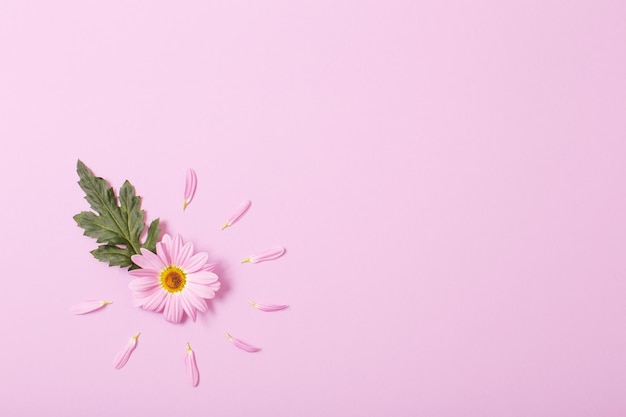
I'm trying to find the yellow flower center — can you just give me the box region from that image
[160,266,187,293]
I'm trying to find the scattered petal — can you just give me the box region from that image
[113,333,140,369]
[225,332,261,352]
[182,168,197,211]
[248,301,289,312]
[185,343,200,387]
[221,200,252,230]
[70,300,112,315]
[241,247,286,264]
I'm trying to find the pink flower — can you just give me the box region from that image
[128,234,220,323]
[70,300,112,314]
[113,333,140,369]
[182,168,197,211]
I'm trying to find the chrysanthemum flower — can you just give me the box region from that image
[128,234,220,323]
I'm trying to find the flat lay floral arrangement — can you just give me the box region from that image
[71,160,287,386]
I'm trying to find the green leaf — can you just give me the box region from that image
[73,160,161,269]
[91,245,133,267]
[143,218,160,253]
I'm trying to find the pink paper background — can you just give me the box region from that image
[1,1,625,416]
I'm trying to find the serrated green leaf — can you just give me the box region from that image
[91,245,133,267]
[143,218,160,253]
[74,160,161,269]
[73,211,129,244]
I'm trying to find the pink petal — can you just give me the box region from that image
[177,241,194,268]
[70,300,112,315]
[242,247,286,264]
[183,168,197,211]
[186,282,216,300]
[113,333,140,369]
[169,234,184,266]
[164,293,184,323]
[186,271,219,285]
[185,343,200,387]
[130,285,160,300]
[160,234,173,248]
[199,263,217,272]
[132,296,145,308]
[128,268,159,278]
[128,277,159,291]
[155,291,169,312]
[226,332,261,353]
[156,241,171,265]
[132,248,166,271]
[221,200,252,230]
[180,293,197,322]
[184,290,208,313]
[249,301,289,312]
[181,252,209,273]
[138,288,168,312]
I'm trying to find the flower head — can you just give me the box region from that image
[128,234,220,323]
